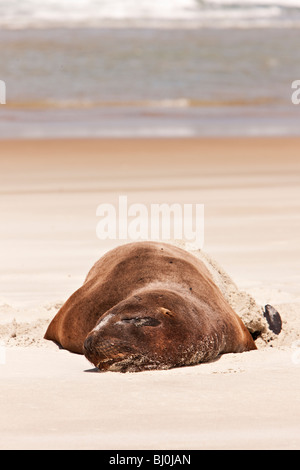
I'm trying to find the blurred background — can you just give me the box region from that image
[0,1,300,307]
[0,0,300,138]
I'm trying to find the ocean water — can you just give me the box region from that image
[0,0,300,138]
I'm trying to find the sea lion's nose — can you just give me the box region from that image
[83,333,113,360]
[83,334,95,356]
[83,333,134,368]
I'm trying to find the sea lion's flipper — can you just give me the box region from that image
[263,304,282,335]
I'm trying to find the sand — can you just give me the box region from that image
[0,137,300,450]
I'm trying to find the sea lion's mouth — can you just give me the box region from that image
[84,336,173,373]
[96,359,127,372]
[96,352,172,373]
[84,335,137,371]
[96,351,146,372]
[96,353,128,371]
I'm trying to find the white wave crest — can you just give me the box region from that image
[0,0,300,29]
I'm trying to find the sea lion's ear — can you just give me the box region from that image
[263,304,282,335]
[159,307,174,317]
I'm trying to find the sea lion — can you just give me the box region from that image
[44,241,256,372]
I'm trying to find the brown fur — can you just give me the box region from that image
[44,241,256,371]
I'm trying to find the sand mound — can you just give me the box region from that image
[172,240,300,348]
[0,318,51,347]
[0,302,63,349]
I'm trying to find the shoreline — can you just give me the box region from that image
[1,135,300,165]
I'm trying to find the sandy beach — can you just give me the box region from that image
[1,136,300,450]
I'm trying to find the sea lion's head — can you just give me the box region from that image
[83,288,201,372]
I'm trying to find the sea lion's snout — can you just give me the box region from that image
[83,333,135,370]
[83,307,168,371]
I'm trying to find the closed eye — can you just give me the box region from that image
[121,317,161,327]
